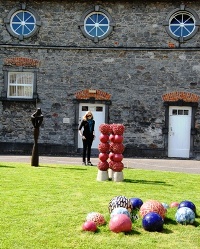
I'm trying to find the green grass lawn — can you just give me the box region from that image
[0,162,200,249]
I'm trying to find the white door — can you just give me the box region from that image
[78,104,105,148]
[168,106,192,158]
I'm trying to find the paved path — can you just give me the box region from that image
[0,155,199,174]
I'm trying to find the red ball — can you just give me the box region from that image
[109,214,132,233]
[110,143,125,154]
[98,142,110,153]
[109,134,115,142]
[114,135,124,143]
[98,152,109,162]
[97,161,109,171]
[170,202,179,208]
[112,124,125,135]
[99,134,109,143]
[109,152,115,161]
[110,161,124,172]
[113,153,123,162]
[82,221,97,232]
[99,123,111,135]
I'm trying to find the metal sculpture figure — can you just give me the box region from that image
[31,108,43,166]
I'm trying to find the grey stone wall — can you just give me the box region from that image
[0,0,200,157]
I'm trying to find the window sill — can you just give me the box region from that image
[0,97,40,102]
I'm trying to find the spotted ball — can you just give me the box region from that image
[108,196,132,214]
[86,212,106,226]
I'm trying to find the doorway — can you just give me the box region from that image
[168,106,192,158]
[78,103,105,149]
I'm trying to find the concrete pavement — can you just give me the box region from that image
[0,155,199,174]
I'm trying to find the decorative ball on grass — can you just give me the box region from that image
[175,207,195,225]
[142,212,164,232]
[162,203,169,210]
[130,197,143,210]
[109,214,132,233]
[110,207,131,219]
[140,200,166,219]
[170,202,179,208]
[82,221,97,232]
[178,200,196,215]
[108,196,132,214]
[97,161,109,171]
[86,212,106,226]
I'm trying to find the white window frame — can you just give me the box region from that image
[78,5,115,43]
[163,4,200,42]
[7,72,34,99]
[1,67,38,101]
[4,4,41,40]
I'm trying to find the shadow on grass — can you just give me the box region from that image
[162,228,173,234]
[124,230,141,235]
[0,165,15,168]
[39,165,87,170]
[124,178,172,186]
[164,217,177,225]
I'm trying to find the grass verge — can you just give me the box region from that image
[0,162,200,249]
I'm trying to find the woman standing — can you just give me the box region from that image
[78,111,95,165]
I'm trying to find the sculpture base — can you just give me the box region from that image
[108,168,113,180]
[97,170,109,181]
[113,171,124,182]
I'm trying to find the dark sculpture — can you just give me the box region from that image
[31,108,43,166]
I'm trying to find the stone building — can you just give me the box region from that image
[0,0,200,159]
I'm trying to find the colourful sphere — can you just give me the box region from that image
[140,200,166,219]
[142,212,164,232]
[82,221,97,232]
[130,197,143,210]
[86,212,106,226]
[170,202,179,208]
[110,207,131,219]
[108,196,132,214]
[178,200,196,214]
[109,214,132,233]
[175,207,195,225]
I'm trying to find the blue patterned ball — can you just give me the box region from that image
[110,207,131,219]
[175,207,195,225]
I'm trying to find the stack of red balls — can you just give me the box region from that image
[97,123,125,176]
[97,124,111,171]
[109,124,125,172]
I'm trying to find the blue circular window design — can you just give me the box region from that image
[11,11,36,36]
[84,12,109,38]
[169,12,195,38]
